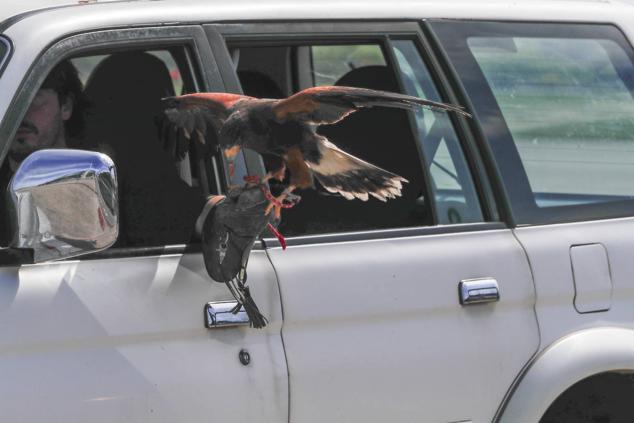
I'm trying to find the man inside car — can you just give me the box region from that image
[0,60,88,245]
[5,60,87,172]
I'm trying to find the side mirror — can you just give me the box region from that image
[8,149,118,262]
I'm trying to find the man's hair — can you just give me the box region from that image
[41,60,88,139]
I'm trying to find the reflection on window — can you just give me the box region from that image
[469,36,634,207]
[393,40,483,224]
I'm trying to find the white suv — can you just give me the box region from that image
[2,1,634,422]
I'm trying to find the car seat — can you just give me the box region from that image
[84,51,204,247]
[279,65,429,236]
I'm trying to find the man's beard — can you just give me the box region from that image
[9,118,63,165]
[9,122,39,163]
[8,148,32,164]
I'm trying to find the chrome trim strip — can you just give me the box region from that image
[262,222,507,248]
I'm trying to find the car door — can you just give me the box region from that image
[0,23,287,422]
[208,22,540,423]
[432,19,634,354]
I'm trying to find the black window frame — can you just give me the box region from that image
[0,25,225,264]
[206,21,500,247]
[0,36,11,77]
[429,20,634,226]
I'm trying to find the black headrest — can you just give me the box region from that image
[238,70,284,99]
[84,52,176,170]
[85,51,174,118]
[335,65,399,92]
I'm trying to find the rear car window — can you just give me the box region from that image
[431,21,634,224]
[469,36,634,207]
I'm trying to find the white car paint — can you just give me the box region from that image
[0,251,287,422]
[2,0,634,421]
[267,229,537,423]
[500,327,634,422]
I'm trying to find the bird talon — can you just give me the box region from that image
[284,192,301,205]
[264,200,282,219]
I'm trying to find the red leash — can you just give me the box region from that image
[266,223,287,250]
[243,176,290,250]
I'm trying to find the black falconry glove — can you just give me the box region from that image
[196,182,279,329]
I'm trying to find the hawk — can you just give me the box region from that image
[160,86,470,218]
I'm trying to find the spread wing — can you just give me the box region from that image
[272,85,470,125]
[159,93,252,160]
[305,134,408,202]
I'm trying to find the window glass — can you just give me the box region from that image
[393,40,483,224]
[233,42,431,235]
[1,47,211,248]
[232,39,482,234]
[311,45,386,86]
[469,36,634,207]
[72,50,184,95]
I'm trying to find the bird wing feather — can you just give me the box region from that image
[272,85,470,125]
[159,93,253,160]
[305,135,408,202]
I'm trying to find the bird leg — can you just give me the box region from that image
[265,162,287,182]
[264,184,301,219]
[243,162,287,185]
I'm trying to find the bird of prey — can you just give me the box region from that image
[160,86,470,218]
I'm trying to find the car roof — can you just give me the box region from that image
[0,0,630,27]
[1,0,122,23]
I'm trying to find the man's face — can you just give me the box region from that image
[10,88,72,164]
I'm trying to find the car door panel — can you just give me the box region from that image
[267,228,538,423]
[0,24,287,423]
[0,250,287,422]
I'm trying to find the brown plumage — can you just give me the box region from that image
[159,86,470,217]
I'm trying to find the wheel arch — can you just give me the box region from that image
[497,327,634,423]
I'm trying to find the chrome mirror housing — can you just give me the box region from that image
[8,149,118,262]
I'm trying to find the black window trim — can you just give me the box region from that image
[207,21,500,247]
[0,36,12,78]
[0,25,224,266]
[429,19,634,226]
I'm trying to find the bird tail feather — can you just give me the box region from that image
[306,136,408,202]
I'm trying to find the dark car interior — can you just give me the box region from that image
[230,44,431,236]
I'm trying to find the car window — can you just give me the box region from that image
[231,39,482,235]
[72,50,184,95]
[393,39,483,224]
[469,36,634,208]
[432,21,634,224]
[78,47,211,247]
[2,47,214,248]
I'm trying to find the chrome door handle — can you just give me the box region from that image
[205,301,250,328]
[459,278,500,305]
